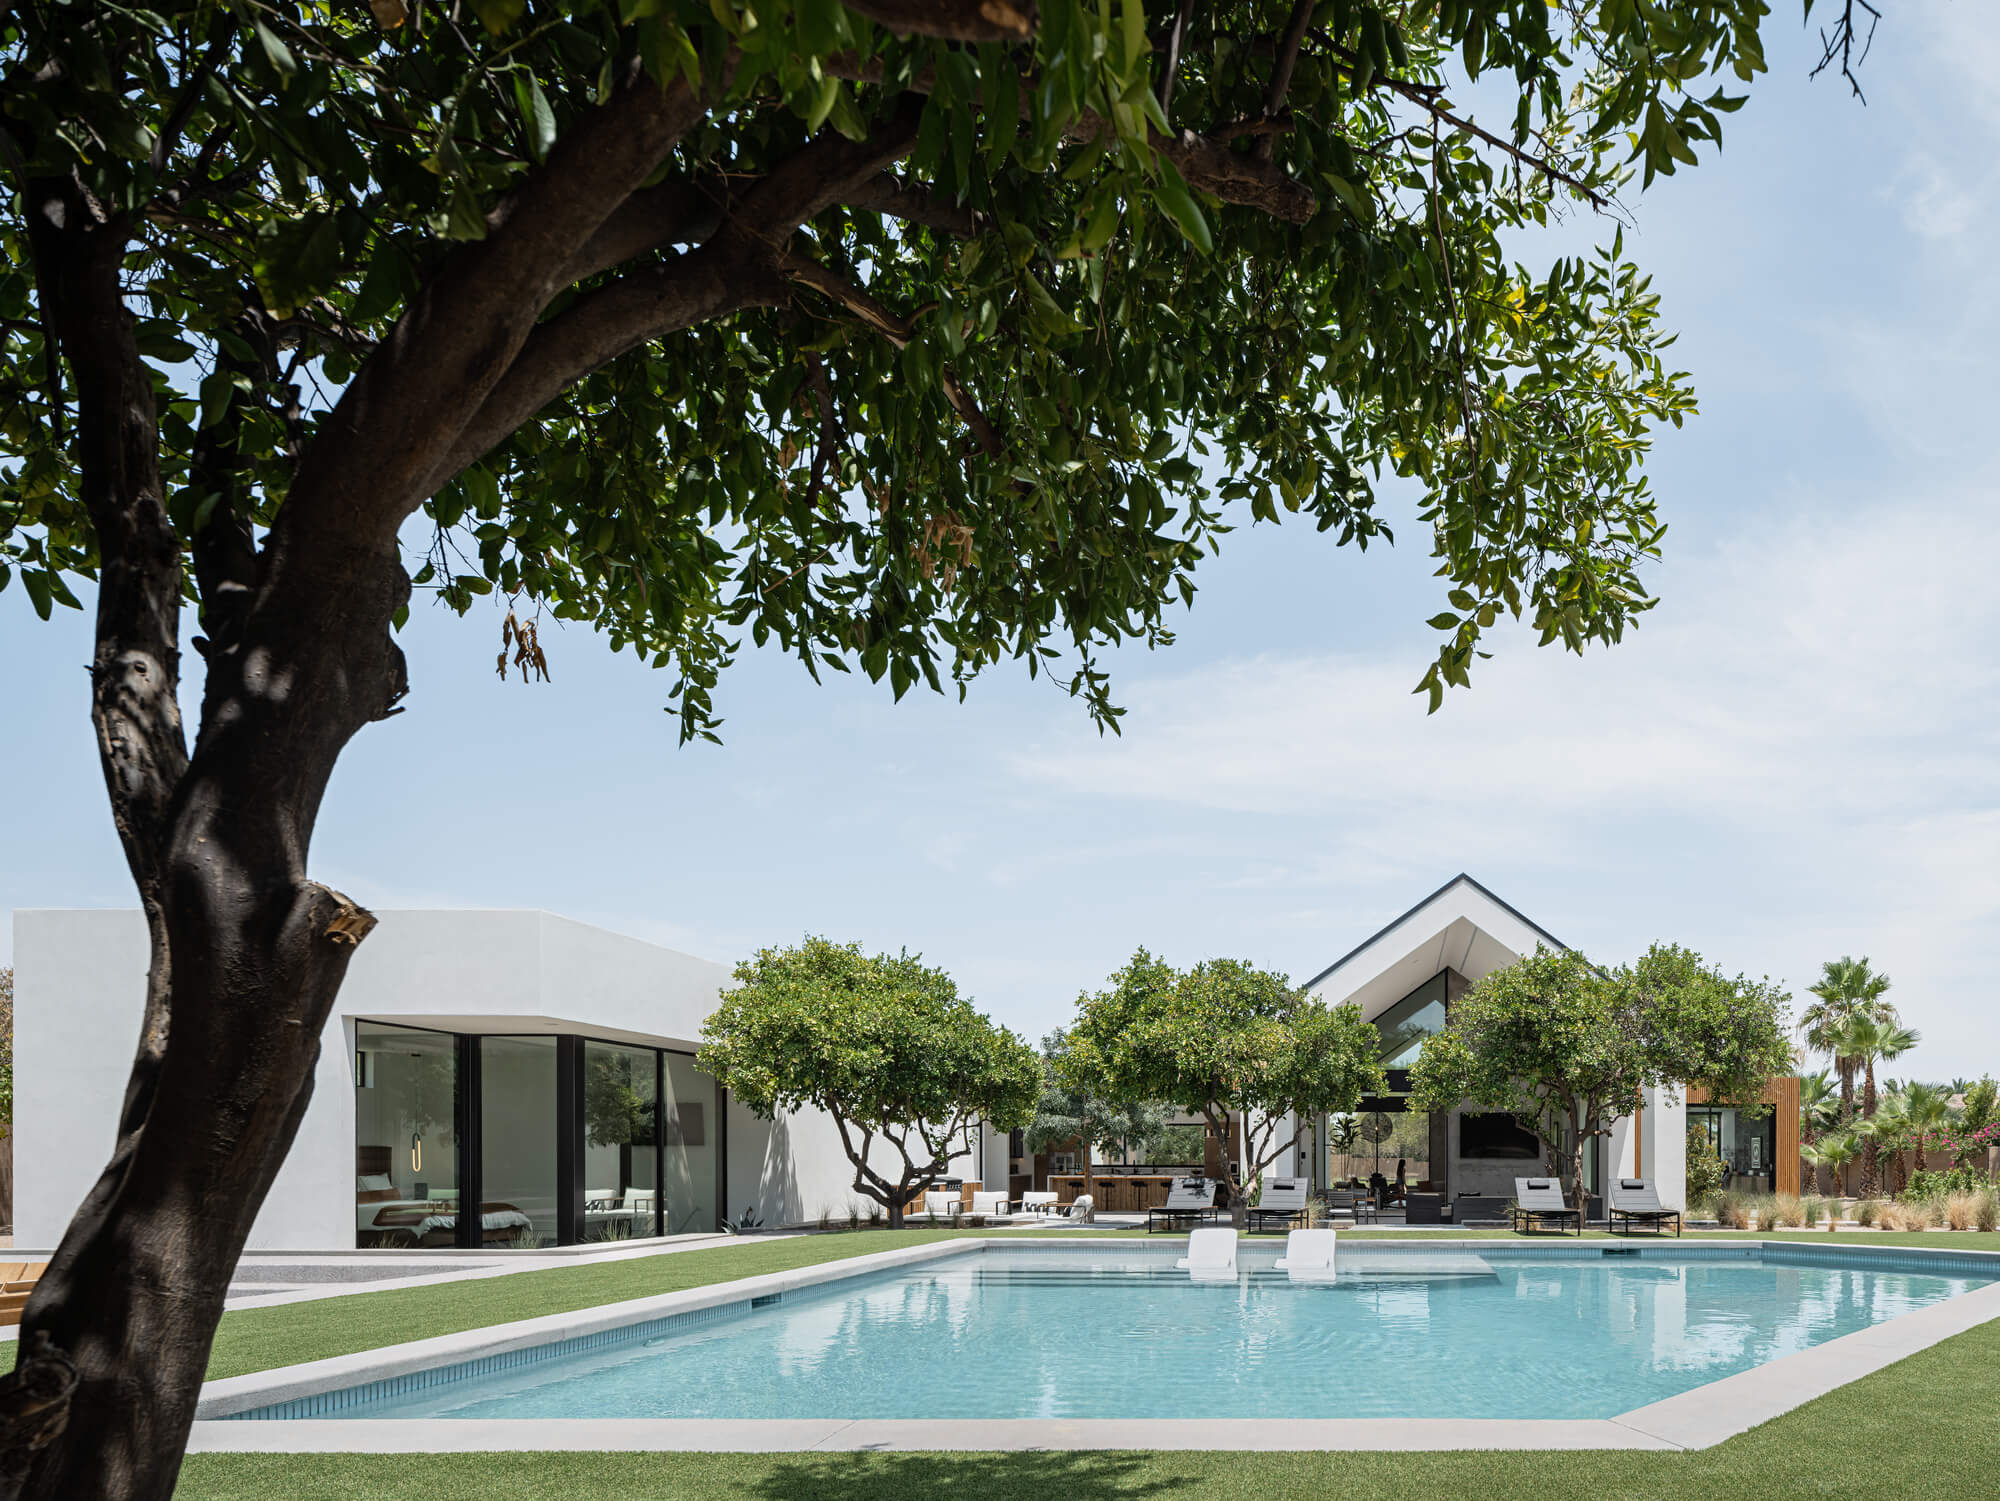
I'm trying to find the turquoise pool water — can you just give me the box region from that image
[270,1244,1998,1421]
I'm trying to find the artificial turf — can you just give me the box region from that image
[176,1308,2000,1498]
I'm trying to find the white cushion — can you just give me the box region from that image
[356,1174,394,1193]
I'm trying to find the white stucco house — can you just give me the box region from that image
[1294,873,1692,1214]
[12,909,990,1251]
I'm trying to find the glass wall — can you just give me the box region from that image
[353,1025,722,1247]
[354,1022,459,1248]
[1372,973,1449,1067]
[583,1041,661,1241]
[481,1036,560,1246]
[663,1053,720,1235]
[1690,1105,1775,1190]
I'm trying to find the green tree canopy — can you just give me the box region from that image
[697,936,1039,1225]
[0,0,1882,1491]
[1069,947,1383,1222]
[1408,943,1793,1213]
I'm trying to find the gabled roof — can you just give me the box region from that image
[1304,874,1566,1024]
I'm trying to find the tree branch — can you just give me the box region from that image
[841,0,1038,42]
[1159,0,1198,121]
[280,53,735,556]
[824,53,1319,223]
[435,101,927,484]
[847,173,982,236]
[1257,0,1316,161]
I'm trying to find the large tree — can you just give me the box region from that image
[1068,948,1384,1225]
[696,937,1040,1226]
[1798,955,1897,1123]
[0,0,1876,1491]
[1408,943,1794,1217]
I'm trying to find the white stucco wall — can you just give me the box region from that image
[13,908,976,1248]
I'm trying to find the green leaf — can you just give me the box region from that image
[469,0,527,34]
[252,212,341,316]
[1150,159,1212,254]
[252,20,296,78]
[1121,0,1147,73]
[512,73,558,164]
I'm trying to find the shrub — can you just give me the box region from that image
[1978,1191,1998,1234]
[1769,1193,1804,1228]
[1714,1190,1751,1230]
[1907,1165,1992,1203]
[1853,1198,1882,1228]
[1802,1197,1823,1228]
[1945,1192,1981,1231]
[1685,1126,1725,1210]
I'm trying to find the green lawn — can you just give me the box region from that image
[178,1309,2000,1498]
[206,1226,2000,1381]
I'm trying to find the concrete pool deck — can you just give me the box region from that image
[185,1237,2000,1455]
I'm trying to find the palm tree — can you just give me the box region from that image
[1803,1130,1861,1203]
[1798,1071,1841,1193]
[1901,1081,1954,1175]
[1835,1016,1921,1196]
[1799,957,1896,1123]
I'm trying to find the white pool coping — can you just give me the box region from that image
[186,1237,2000,1454]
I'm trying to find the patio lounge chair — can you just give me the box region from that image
[1176,1227,1238,1281]
[1274,1228,1337,1282]
[969,1190,1015,1223]
[1147,1177,1220,1233]
[1325,1189,1376,1225]
[917,1189,961,1224]
[1608,1179,1682,1237]
[1247,1177,1309,1232]
[1017,1191,1059,1216]
[1512,1178,1582,1236]
[1063,1194,1095,1223]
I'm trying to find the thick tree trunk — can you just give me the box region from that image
[0,163,411,1497]
[1858,1066,1880,1200]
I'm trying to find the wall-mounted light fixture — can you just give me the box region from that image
[411,1130,424,1173]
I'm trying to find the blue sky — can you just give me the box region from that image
[5,6,1996,1083]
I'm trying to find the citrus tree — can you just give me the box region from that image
[697,937,1039,1227]
[1069,948,1384,1224]
[1408,943,1793,1216]
[0,0,1877,1491]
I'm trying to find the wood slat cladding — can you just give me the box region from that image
[1688,1076,1801,1197]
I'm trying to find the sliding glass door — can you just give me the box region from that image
[583,1041,662,1240]
[355,1025,721,1247]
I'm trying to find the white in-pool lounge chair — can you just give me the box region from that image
[1147,1177,1219,1233]
[1608,1178,1682,1237]
[1512,1178,1582,1236]
[1274,1227,1338,1281]
[1248,1177,1309,1232]
[1176,1227,1239,1281]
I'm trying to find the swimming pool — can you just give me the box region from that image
[224,1240,2000,1424]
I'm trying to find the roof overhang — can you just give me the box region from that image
[351,1014,704,1054]
[1305,874,1565,1024]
